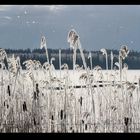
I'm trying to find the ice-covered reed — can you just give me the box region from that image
[0,31,139,133]
[100,48,108,70]
[88,51,92,70]
[119,45,129,84]
[110,51,114,70]
[0,52,139,132]
[40,36,49,63]
[67,29,87,70]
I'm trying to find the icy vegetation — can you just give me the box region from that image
[0,30,140,133]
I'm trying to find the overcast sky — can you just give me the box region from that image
[0,5,140,51]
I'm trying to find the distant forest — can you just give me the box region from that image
[4,48,140,69]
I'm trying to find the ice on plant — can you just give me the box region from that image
[0,30,140,133]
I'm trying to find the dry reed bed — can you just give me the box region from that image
[0,31,139,133]
[0,69,140,133]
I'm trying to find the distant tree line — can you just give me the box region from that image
[4,48,140,69]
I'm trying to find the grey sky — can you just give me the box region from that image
[0,5,140,51]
